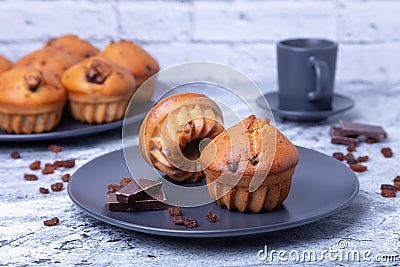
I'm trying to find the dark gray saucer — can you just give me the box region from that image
[68,145,359,238]
[256,92,354,122]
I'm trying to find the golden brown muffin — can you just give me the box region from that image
[139,92,224,183]
[15,47,78,85]
[61,56,136,124]
[45,34,100,61]
[200,115,299,213]
[99,40,159,101]
[0,55,13,73]
[0,67,66,134]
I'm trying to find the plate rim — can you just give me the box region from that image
[67,146,359,238]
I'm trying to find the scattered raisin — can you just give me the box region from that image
[381,184,396,198]
[357,156,369,163]
[24,174,38,181]
[29,160,41,170]
[51,182,63,192]
[184,217,199,228]
[347,158,358,165]
[206,211,218,222]
[347,144,357,152]
[63,159,75,168]
[48,144,62,153]
[53,160,64,168]
[168,206,182,217]
[381,147,393,158]
[107,184,122,193]
[332,152,345,161]
[227,161,238,173]
[42,164,55,175]
[365,137,378,144]
[10,151,21,159]
[344,152,355,161]
[119,177,133,187]
[61,173,71,182]
[349,163,367,172]
[393,176,400,191]
[43,217,59,226]
[173,216,186,225]
[39,187,49,194]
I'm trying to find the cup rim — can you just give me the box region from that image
[278,38,338,51]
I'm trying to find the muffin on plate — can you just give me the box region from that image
[99,40,159,101]
[61,56,136,124]
[200,115,299,213]
[139,92,224,183]
[45,34,100,61]
[0,55,13,73]
[0,67,66,134]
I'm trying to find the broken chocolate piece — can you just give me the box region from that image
[330,127,359,146]
[339,120,388,141]
[116,178,162,204]
[106,190,166,212]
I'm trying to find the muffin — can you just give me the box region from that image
[139,92,224,183]
[0,55,13,73]
[200,115,299,213]
[45,34,100,61]
[99,40,159,101]
[61,56,136,124]
[15,47,77,84]
[0,67,66,134]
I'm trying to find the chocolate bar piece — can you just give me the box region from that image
[116,178,162,204]
[107,190,166,212]
[339,120,388,141]
[330,127,359,146]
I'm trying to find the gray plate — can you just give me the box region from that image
[0,101,152,142]
[256,92,354,122]
[68,145,359,238]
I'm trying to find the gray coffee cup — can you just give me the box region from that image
[277,38,338,111]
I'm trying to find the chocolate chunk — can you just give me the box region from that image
[10,151,21,159]
[250,155,259,166]
[86,62,111,84]
[330,127,359,146]
[227,161,238,173]
[106,190,166,212]
[116,178,162,204]
[339,120,388,141]
[24,74,41,92]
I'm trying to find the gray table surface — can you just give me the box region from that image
[0,83,399,266]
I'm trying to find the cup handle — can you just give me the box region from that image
[307,56,331,102]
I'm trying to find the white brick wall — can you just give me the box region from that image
[0,0,399,91]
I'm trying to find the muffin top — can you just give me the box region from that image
[200,115,299,181]
[0,67,66,108]
[99,40,159,83]
[45,34,100,60]
[61,56,136,97]
[0,55,13,73]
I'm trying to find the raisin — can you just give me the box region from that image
[206,211,218,223]
[344,152,355,161]
[173,216,186,225]
[349,163,367,172]
[184,217,199,228]
[48,144,62,153]
[119,177,133,187]
[381,184,396,198]
[227,161,238,173]
[61,173,71,182]
[347,158,358,165]
[24,174,38,181]
[357,156,369,162]
[39,187,49,194]
[107,184,121,193]
[365,137,378,144]
[63,159,75,168]
[53,160,64,168]
[29,160,41,170]
[381,184,395,190]
[347,144,357,152]
[381,147,393,158]
[393,176,400,191]
[43,217,59,226]
[10,151,21,159]
[332,152,345,161]
[42,164,55,175]
[51,182,63,192]
[168,206,182,217]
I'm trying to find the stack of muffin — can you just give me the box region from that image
[0,34,159,134]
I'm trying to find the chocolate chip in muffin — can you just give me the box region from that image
[168,206,182,217]
[206,211,218,223]
[250,155,259,166]
[381,147,393,158]
[24,73,42,92]
[86,62,110,84]
[10,151,21,159]
[29,160,41,170]
[43,217,59,226]
[24,174,38,181]
[227,161,238,173]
